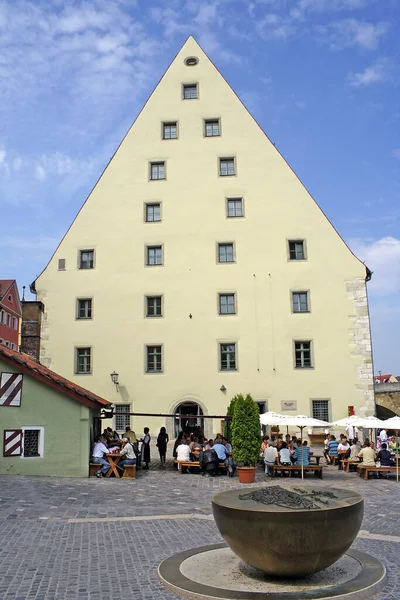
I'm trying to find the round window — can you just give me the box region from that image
[184,56,199,66]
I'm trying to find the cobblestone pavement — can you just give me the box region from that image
[0,457,399,600]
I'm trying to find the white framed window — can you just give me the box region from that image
[294,341,312,369]
[21,427,44,459]
[218,243,234,263]
[75,347,92,374]
[145,203,161,223]
[162,122,178,139]
[150,162,165,181]
[5,341,10,347]
[219,158,235,177]
[183,84,198,99]
[288,239,306,260]
[146,345,163,373]
[219,293,236,315]
[205,119,220,137]
[6,313,10,327]
[10,343,16,350]
[292,291,309,313]
[58,258,66,270]
[79,249,94,269]
[312,399,330,422]
[146,245,163,266]
[227,198,243,218]
[146,296,162,318]
[77,298,92,319]
[220,343,237,371]
[115,405,131,432]
[12,317,18,330]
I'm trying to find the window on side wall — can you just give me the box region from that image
[115,405,131,432]
[22,427,44,458]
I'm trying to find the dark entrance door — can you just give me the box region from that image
[174,402,204,437]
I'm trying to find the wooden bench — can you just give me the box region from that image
[89,463,100,477]
[342,459,360,473]
[122,464,136,479]
[357,465,397,480]
[328,455,338,466]
[270,464,323,478]
[174,460,226,473]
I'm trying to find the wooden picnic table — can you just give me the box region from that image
[106,453,122,478]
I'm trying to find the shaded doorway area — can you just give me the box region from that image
[174,402,204,437]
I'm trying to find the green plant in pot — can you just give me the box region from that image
[231,393,261,483]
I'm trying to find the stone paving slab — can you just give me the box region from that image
[0,460,398,599]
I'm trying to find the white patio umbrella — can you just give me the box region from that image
[275,414,330,479]
[382,416,400,483]
[330,415,361,427]
[350,416,385,447]
[259,412,287,426]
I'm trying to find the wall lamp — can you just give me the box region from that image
[110,371,119,392]
[220,385,226,392]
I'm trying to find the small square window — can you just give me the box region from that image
[219,158,235,177]
[312,399,329,422]
[227,198,243,218]
[146,296,162,317]
[288,240,306,260]
[150,162,165,180]
[77,298,92,319]
[79,250,94,269]
[183,84,198,99]
[115,405,131,432]
[294,341,312,369]
[219,294,236,315]
[23,429,41,457]
[146,246,163,266]
[163,122,177,140]
[218,243,234,263]
[76,347,91,374]
[205,119,220,137]
[220,343,237,371]
[145,203,161,222]
[146,345,163,373]
[292,292,309,313]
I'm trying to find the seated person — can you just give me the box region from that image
[176,440,191,463]
[124,426,137,447]
[293,440,310,466]
[92,437,111,478]
[203,439,214,451]
[118,438,136,472]
[190,437,202,454]
[357,441,376,466]
[337,436,350,469]
[278,441,291,466]
[213,438,228,461]
[222,437,232,454]
[327,435,339,463]
[349,441,361,461]
[264,443,278,475]
[199,447,219,477]
[376,443,391,469]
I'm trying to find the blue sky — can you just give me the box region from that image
[1,0,399,373]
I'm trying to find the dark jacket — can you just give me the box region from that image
[199,449,219,472]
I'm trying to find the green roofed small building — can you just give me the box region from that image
[0,346,111,477]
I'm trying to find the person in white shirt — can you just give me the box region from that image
[118,438,136,473]
[264,444,278,475]
[92,438,111,478]
[278,442,291,466]
[345,425,358,442]
[176,441,191,462]
[337,436,350,470]
[379,429,388,443]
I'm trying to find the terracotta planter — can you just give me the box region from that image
[237,466,256,484]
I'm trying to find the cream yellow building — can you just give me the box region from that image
[33,37,374,439]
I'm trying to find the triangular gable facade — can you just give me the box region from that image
[0,280,21,317]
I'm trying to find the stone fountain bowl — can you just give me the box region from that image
[212,485,364,578]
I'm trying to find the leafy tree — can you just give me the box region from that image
[231,393,261,467]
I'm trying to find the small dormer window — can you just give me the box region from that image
[8,295,12,302]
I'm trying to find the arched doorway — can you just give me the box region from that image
[174,402,204,438]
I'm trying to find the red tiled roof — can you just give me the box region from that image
[0,280,14,299]
[0,346,110,409]
[375,374,393,383]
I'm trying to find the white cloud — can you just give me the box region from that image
[35,165,46,181]
[350,237,400,296]
[34,153,96,182]
[323,19,388,49]
[348,60,390,87]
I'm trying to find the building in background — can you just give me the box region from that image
[0,280,21,351]
[32,37,375,439]
[0,346,110,477]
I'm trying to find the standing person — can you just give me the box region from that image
[156,427,169,466]
[346,424,358,443]
[92,437,111,478]
[141,427,151,470]
[124,425,137,447]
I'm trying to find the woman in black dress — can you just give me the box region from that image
[141,427,151,469]
[156,426,169,466]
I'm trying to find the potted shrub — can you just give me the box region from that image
[231,393,261,483]
[223,396,238,441]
